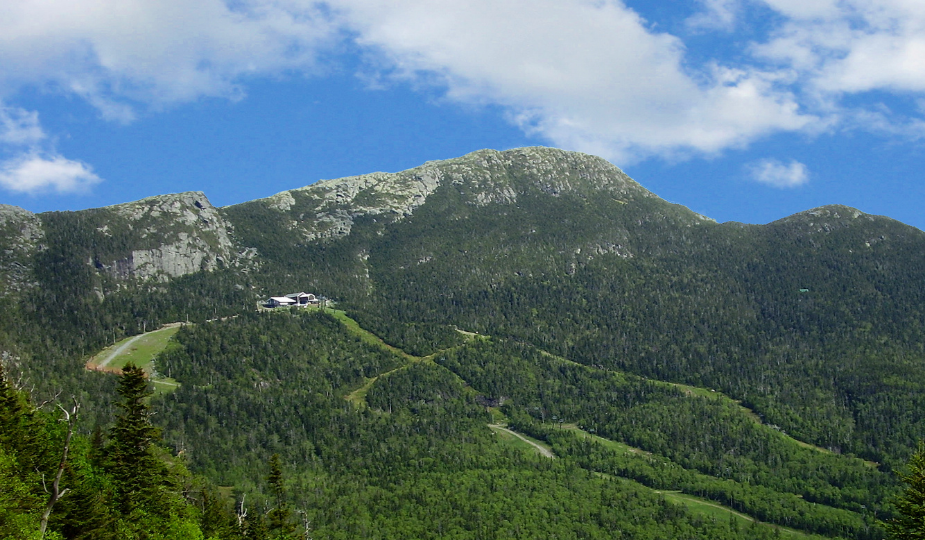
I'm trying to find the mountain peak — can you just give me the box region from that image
[104,191,215,216]
[771,204,883,232]
[0,204,35,222]
[237,147,654,242]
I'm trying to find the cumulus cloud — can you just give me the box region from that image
[0,0,338,196]
[0,0,819,164]
[754,0,925,94]
[0,0,338,114]
[0,102,101,195]
[332,0,813,162]
[0,153,102,194]
[746,158,809,188]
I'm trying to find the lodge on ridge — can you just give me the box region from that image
[264,292,322,308]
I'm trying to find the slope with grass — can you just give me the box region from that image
[86,323,183,391]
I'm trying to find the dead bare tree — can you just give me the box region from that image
[39,397,80,539]
[34,390,63,410]
[297,509,313,540]
[236,494,248,531]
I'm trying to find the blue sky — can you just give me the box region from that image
[1,0,924,230]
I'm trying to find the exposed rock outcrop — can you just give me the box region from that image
[242,147,655,243]
[0,205,44,295]
[102,192,244,281]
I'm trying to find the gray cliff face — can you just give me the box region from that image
[241,147,656,243]
[0,205,44,296]
[101,192,245,281]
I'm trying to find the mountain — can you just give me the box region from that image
[2,146,924,539]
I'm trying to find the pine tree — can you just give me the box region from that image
[267,453,296,540]
[0,363,47,472]
[198,486,241,540]
[106,363,209,538]
[106,363,167,512]
[0,363,46,537]
[88,425,105,466]
[886,441,925,539]
[244,510,270,540]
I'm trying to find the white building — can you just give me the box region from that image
[266,296,297,308]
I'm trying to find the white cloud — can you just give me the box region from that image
[0,0,338,114]
[755,0,925,94]
[747,158,809,188]
[0,102,101,196]
[758,0,842,20]
[845,107,925,139]
[0,103,46,145]
[0,0,922,167]
[0,153,102,194]
[332,0,814,163]
[0,0,820,164]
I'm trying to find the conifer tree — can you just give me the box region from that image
[198,486,241,540]
[244,510,270,540]
[106,363,210,538]
[0,363,47,472]
[106,363,167,512]
[886,441,925,539]
[0,364,43,538]
[267,453,296,540]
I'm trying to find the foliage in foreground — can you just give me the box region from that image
[0,362,305,540]
[884,441,925,539]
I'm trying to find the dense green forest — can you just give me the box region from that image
[2,147,925,538]
[153,310,841,538]
[5,309,850,539]
[221,156,925,469]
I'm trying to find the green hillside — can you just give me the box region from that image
[2,147,924,538]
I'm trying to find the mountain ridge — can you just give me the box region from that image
[2,146,925,539]
[1,146,918,311]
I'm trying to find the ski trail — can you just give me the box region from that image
[490,425,555,458]
[95,333,145,369]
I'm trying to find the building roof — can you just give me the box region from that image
[286,292,315,299]
[270,296,297,304]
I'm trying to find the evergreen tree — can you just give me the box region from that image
[244,511,270,540]
[0,363,45,538]
[886,441,925,539]
[198,487,241,540]
[88,425,104,467]
[266,454,296,540]
[106,363,210,538]
[106,363,167,512]
[0,363,47,473]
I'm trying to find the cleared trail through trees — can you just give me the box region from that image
[338,312,480,408]
[93,333,145,370]
[86,324,184,394]
[489,425,555,458]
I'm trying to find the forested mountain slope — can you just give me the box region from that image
[1,146,924,538]
[224,147,925,465]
